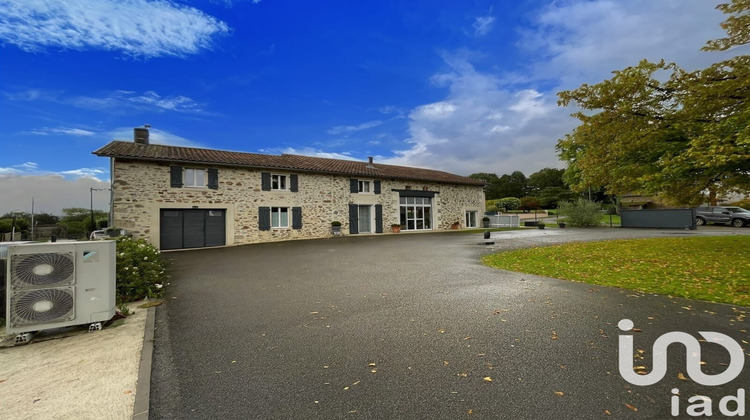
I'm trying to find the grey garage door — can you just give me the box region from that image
[160,209,226,250]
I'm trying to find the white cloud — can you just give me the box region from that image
[381,54,572,175]
[109,127,204,148]
[0,161,108,181]
[327,120,383,135]
[0,174,110,215]
[259,147,359,161]
[519,0,747,87]
[473,16,496,37]
[71,90,205,114]
[0,0,229,58]
[25,127,95,136]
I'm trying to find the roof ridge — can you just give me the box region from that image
[93,141,485,186]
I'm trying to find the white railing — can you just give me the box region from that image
[487,214,521,228]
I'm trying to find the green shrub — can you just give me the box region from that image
[115,237,168,304]
[496,197,521,211]
[558,198,602,227]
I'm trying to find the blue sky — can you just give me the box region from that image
[0,0,743,215]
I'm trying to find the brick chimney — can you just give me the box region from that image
[134,125,150,145]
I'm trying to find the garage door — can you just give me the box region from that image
[160,209,226,250]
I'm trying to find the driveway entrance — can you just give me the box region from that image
[149,228,749,419]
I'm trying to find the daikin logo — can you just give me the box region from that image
[617,319,746,417]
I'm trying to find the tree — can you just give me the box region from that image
[469,172,503,200]
[496,171,528,198]
[527,168,566,194]
[34,213,60,225]
[496,197,521,211]
[519,197,542,212]
[557,0,750,205]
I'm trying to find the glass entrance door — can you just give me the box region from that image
[399,197,432,231]
[358,205,372,233]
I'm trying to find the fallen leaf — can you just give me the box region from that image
[371,369,377,373]
[459,373,468,378]
[677,372,687,380]
[632,328,642,332]
[368,363,376,367]
[625,403,638,412]
[438,329,445,334]
[443,361,450,366]
[310,312,319,315]
[124,390,133,394]
[468,409,474,415]
[343,387,349,390]
[483,377,492,382]
[352,381,360,386]
[554,391,564,396]
[604,409,611,415]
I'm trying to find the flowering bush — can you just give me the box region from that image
[115,237,168,303]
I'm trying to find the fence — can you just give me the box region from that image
[487,214,521,228]
[621,208,696,229]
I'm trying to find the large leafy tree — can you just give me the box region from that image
[557,0,750,205]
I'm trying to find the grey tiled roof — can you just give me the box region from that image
[93,141,485,186]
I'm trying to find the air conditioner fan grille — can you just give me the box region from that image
[11,252,75,288]
[10,287,75,326]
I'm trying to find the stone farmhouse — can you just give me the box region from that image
[93,128,485,250]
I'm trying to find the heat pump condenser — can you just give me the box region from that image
[5,241,116,335]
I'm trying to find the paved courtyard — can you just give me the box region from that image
[150,228,749,419]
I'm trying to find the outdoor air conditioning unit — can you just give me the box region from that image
[5,241,115,343]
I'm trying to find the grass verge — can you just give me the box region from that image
[482,236,750,307]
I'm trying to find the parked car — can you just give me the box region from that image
[695,206,750,227]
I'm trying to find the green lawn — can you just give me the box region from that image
[482,236,750,307]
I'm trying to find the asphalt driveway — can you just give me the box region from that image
[150,228,749,419]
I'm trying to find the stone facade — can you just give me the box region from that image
[111,159,485,248]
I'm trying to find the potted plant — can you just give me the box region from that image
[391,224,401,233]
[331,221,342,235]
[538,222,546,230]
[451,221,460,230]
[482,216,490,228]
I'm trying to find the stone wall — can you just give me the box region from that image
[112,159,485,248]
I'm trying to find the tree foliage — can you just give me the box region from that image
[496,197,521,211]
[557,0,750,205]
[558,199,602,227]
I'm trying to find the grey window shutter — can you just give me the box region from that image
[258,207,271,231]
[170,166,183,188]
[207,168,219,190]
[374,180,381,194]
[292,207,302,229]
[348,204,359,234]
[290,174,299,192]
[261,172,271,191]
[350,179,358,193]
[375,204,383,233]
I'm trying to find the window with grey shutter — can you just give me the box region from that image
[350,179,358,194]
[207,168,219,190]
[290,174,299,192]
[261,172,272,191]
[374,180,381,194]
[348,204,359,234]
[170,166,183,188]
[292,207,302,229]
[375,204,383,233]
[258,207,271,231]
